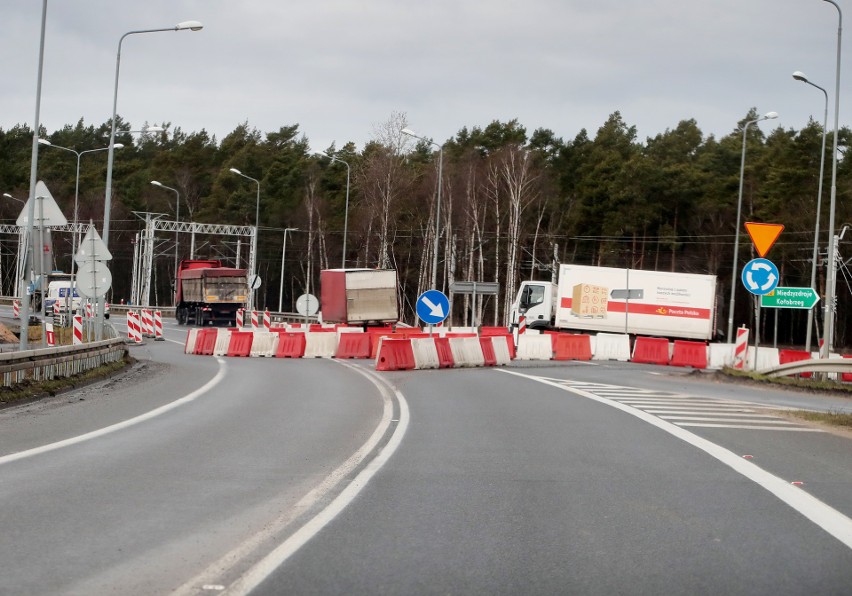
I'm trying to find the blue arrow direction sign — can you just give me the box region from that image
[741,258,780,296]
[417,289,450,325]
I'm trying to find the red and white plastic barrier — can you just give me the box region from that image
[141,309,154,337]
[154,310,164,341]
[85,302,94,318]
[236,308,244,328]
[263,310,271,331]
[126,310,142,343]
[12,299,19,319]
[73,315,83,345]
[251,310,259,330]
[733,326,749,370]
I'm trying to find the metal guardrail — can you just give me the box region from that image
[758,358,852,379]
[0,336,127,388]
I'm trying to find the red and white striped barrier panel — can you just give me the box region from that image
[154,310,164,341]
[733,326,749,370]
[141,309,154,337]
[236,308,244,328]
[251,310,259,330]
[45,322,55,347]
[263,310,271,331]
[126,311,142,343]
[73,315,83,345]
[85,302,94,318]
[12,299,19,319]
[53,301,60,316]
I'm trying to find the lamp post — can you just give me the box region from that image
[821,0,842,359]
[401,128,443,290]
[792,71,829,353]
[19,0,48,350]
[278,227,299,312]
[726,111,778,343]
[150,180,181,274]
[230,168,261,310]
[314,151,351,268]
[99,20,202,331]
[38,138,123,314]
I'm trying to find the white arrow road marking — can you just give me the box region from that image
[421,296,445,318]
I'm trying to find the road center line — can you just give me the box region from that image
[499,369,852,550]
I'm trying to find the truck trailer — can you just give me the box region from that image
[175,259,248,326]
[320,268,399,326]
[510,264,718,341]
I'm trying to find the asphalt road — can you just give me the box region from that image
[0,317,850,594]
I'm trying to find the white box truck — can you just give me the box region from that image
[510,264,717,340]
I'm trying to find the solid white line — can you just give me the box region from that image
[0,358,228,466]
[499,369,852,549]
[224,363,410,595]
[641,409,766,416]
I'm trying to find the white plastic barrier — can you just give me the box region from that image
[184,329,199,354]
[250,331,279,357]
[515,335,553,361]
[747,346,780,371]
[304,332,337,358]
[592,333,631,362]
[213,329,233,356]
[411,338,440,369]
[449,336,486,367]
[490,336,512,365]
[707,343,734,370]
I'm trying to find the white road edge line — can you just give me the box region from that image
[498,369,852,550]
[206,362,410,595]
[0,357,228,466]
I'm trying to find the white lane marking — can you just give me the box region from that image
[677,423,824,432]
[173,361,410,596]
[0,358,228,466]
[659,417,796,425]
[499,369,852,549]
[641,409,779,416]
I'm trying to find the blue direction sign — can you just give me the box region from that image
[741,258,780,296]
[416,289,450,325]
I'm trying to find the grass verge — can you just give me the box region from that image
[718,367,852,395]
[785,410,852,429]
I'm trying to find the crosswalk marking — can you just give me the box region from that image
[540,376,821,432]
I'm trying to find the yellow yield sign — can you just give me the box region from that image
[744,222,784,258]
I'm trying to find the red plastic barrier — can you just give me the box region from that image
[843,355,852,382]
[631,337,670,365]
[670,340,707,369]
[480,326,510,336]
[479,337,497,367]
[227,331,254,357]
[276,332,306,358]
[335,333,371,358]
[375,338,416,371]
[434,337,455,368]
[779,349,814,378]
[553,333,593,361]
[196,329,218,356]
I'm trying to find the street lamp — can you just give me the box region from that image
[726,110,778,343]
[230,167,261,309]
[821,0,842,359]
[401,128,443,290]
[38,138,123,314]
[792,71,829,353]
[279,227,299,312]
[314,151,351,268]
[150,180,181,274]
[3,193,24,203]
[100,20,202,331]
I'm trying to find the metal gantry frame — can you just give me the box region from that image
[133,214,255,307]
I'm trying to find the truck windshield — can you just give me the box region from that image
[520,284,545,309]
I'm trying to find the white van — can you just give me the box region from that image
[44,280,109,318]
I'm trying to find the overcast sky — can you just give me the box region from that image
[2,1,850,152]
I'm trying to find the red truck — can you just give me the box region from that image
[175,259,248,326]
